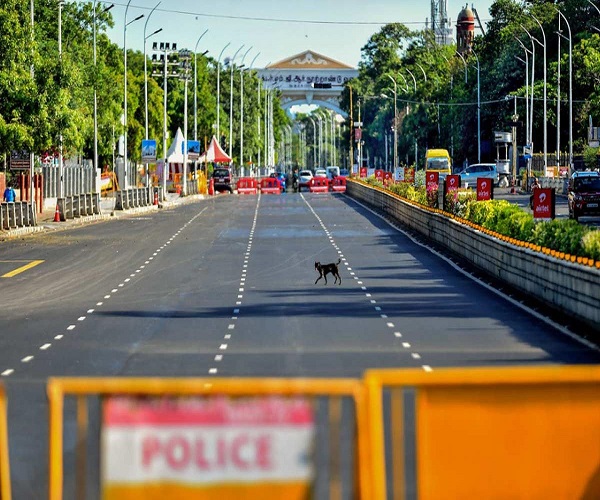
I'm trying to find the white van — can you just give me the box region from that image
[326,166,340,180]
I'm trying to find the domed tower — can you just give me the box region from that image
[456,4,475,54]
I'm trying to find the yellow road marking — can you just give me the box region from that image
[1,260,44,278]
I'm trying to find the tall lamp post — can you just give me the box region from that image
[404,68,418,166]
[93,0,114,191]
[386,74,398,172]
[216,42,230,140]
[469,47,481,163]
[193,29,208,141]
[229,45,245,163]
[123,1,144,189]
[58,0,64,198]
[179,49,192,196]
[143,3,161,140]
[555,7,573,173]
[308,117,317,170]
[531,14,548,175]
[239,47,253,174]
[514,36,531,159]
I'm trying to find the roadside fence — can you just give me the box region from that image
[0,202,35,230]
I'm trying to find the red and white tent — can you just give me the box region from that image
[199,135,232,163]
[164,127,185,178]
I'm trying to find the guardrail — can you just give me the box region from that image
[346,180,600,331]
[114,188,152,210]
[56,193,101,221]
[0,384,11,500]
[0,202,35,231]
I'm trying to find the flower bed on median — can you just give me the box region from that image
[358,176,600,266]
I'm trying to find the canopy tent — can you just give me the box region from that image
[165,127,185,177]
[199,135,231,163]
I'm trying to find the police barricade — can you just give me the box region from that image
[48,377,369,500]
[0,383,11,499]
[259,177,281,194]
[309,177,329,193]
[364,366,600,500]
[236,177,258,195]
[331,177,347,193]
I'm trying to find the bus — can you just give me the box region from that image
[425,149,452,179]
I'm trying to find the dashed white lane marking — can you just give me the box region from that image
[78,316,86,321]
[1,369,14,377]
[96,302,103,306]
[402,342,411,348]
[423,365,433,372]
[224,334,231,340]
[394,332,402,338]
[21,356,34,363]
[209,368,218,374]
[40,343,51,350]
[412,353,422,359]
[67,325,76,331]
[87,309,94,314]
[228,324,235,330]
[386,322,395,328]
[54,335,63,340]
[215,355,223,361]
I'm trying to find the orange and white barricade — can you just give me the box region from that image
[260,178,281,194]
[309,178,329,193]
[236,177,258,195]
[331,177,346,193]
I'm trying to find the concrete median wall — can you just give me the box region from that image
[347,180,600,331]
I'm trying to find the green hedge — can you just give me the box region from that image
[359,177,600,261]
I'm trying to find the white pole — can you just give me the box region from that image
[229,45,244,163]
[216,42,230,140]
[144,3,161,140]
[532,14,547,175]
[193,29,208,141]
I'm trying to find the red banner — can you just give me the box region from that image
[359,167,367,178]
[444,175,461,195]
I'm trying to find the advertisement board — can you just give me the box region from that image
[141,140,157,164]
[394,167,404,182]
[185,140,201,160]
[102,395,315,500]
[532,188,555,220]
[476,178,493,201]
[444,174,461,196]
[359,167,367,178]
[426,172,439,192]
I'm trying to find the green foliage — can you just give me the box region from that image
[581,231,600,261]
[531,219,589,256]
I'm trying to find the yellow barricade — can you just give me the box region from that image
[48,377,370,500]
[364,365,600,500]
[0,383,11,500]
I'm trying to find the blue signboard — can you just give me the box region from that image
[141,139,157,163]
[183,140,201,160]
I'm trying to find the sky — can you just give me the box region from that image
[101,0,495,69]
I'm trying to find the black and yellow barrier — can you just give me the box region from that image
[0,383,11,500]
[364,365,600,500]
[47,377,369,500]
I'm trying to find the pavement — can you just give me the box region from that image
[0,192,207,241]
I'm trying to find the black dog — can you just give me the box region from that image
[315,258,342,285]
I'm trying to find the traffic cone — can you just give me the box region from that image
[153,190,159,205]
[53,203,61,222]
[208,178,214,196]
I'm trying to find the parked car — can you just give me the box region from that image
[459,163,499,187]
[298,170,313,191]
[568,170,600,221]
[314,169,327,178]
[212,167,233,193]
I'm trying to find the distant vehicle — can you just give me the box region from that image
[425,149,452,179]
[314,169,327,178]
[339,168,350,177]
[568,170,600,221]
[212,167,233,193]
[298,170,313,192]
[459,163,499,187]
[326,166,340,180]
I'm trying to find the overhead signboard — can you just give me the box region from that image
[102,395,315,500]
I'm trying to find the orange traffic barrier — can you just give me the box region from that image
[331,177,347,192]
[260,177,281,194]
[309,177,329,193]
[237,177,258,195]
[0,384,11,500]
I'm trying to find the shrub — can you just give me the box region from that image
[531,219,589,255]
[582,231,600,261]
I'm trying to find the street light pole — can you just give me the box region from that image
[193,29,208,141]
[404,68,418,166]
[179,49,192,196]
[514,37,531,159]
[469,47,481,163]
[123,1,144,189]
[386,75,398,172]
[308,117,317,170]
[531,14,548,176]
[143,3,161,140]
[555,7,573,173]
[239,47,252,174]
[93,1,114,191]
[58,0,64,198]
[216,42,230,141]
[229,45,244,163]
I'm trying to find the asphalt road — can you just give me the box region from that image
[1,192,599,498]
